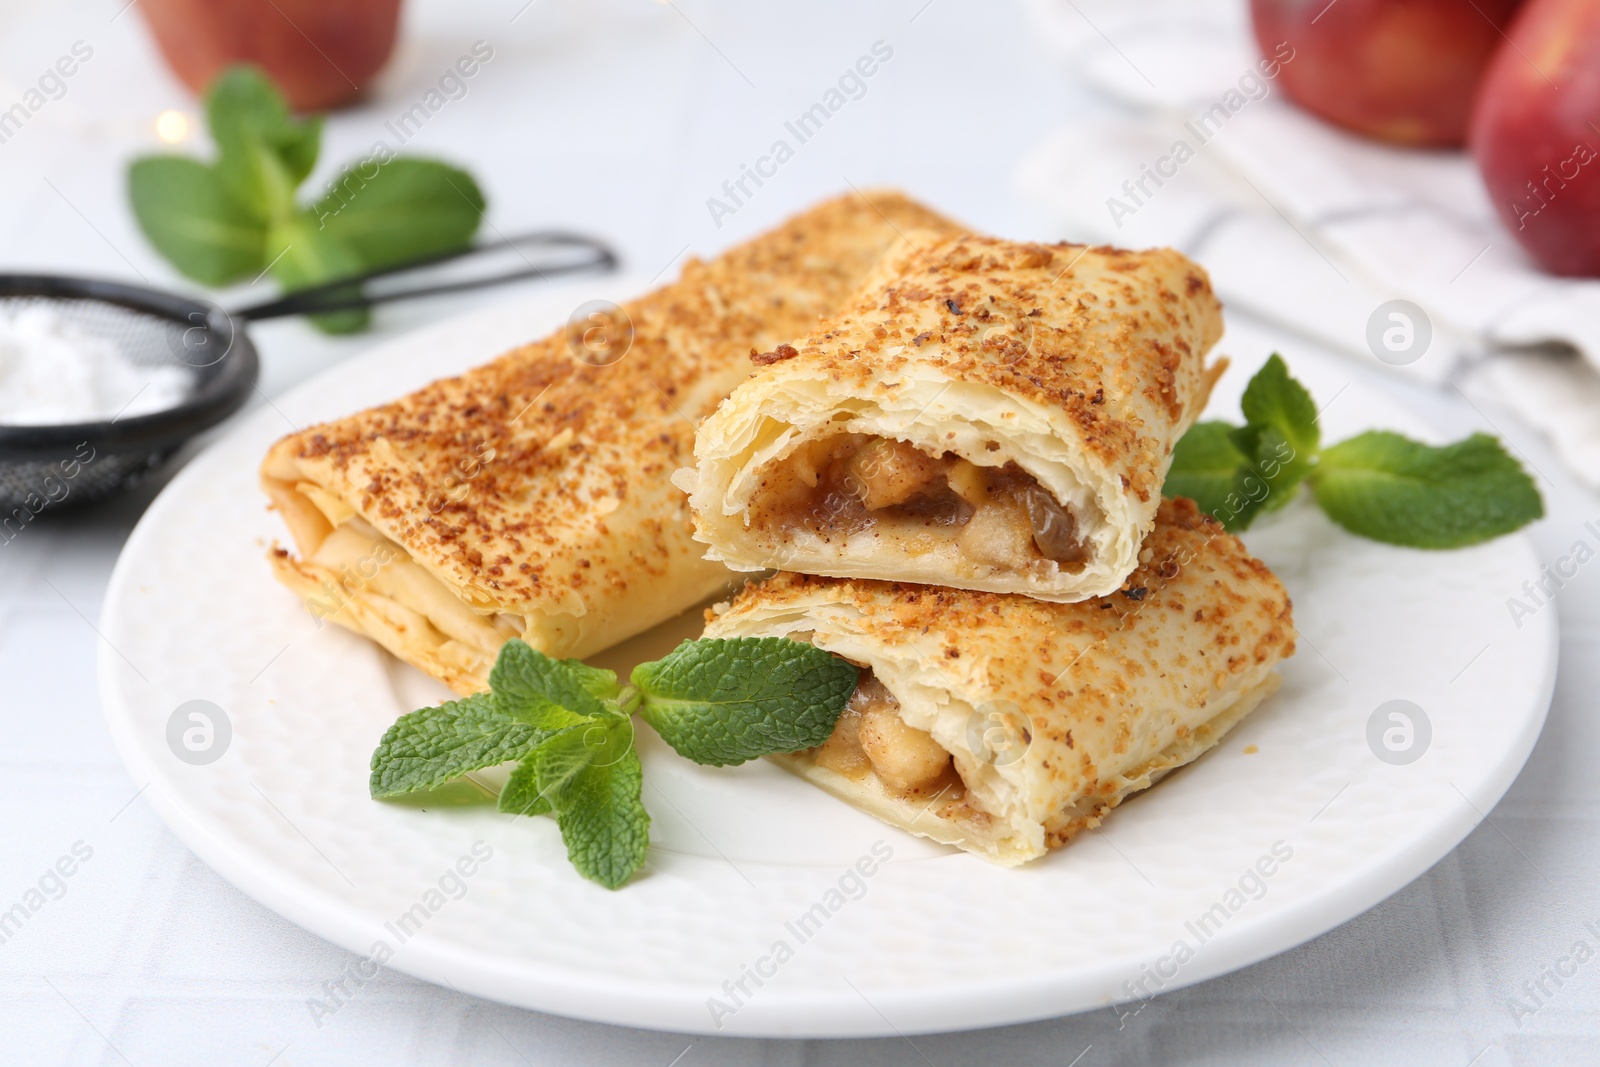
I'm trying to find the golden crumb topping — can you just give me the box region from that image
[770,235,1223,505]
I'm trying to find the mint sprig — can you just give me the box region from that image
[129,66,485,334]
[1169,354,1542,546]
[370,638,858,890]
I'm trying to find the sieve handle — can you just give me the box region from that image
[232,231,617,321]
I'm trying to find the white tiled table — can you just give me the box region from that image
[2,1,1597,1063]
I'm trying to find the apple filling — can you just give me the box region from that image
[747,434,1088,570]
[812,672,963,799]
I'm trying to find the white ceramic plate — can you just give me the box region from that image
[98,281,1557,1037]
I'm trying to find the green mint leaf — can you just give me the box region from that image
[265,214,370,334]
[278,119,322,184]
[633,637,859,766]
[489,639,620,720]
[549,718,649,890]
[1245,423,1312,515]
[312,158,485,268]
[369,691,590,798]
[1167,421,1267,531]
[207,66,320,222]
[1311,430,1543,548]
[1238,354,1319,513]
[206,66,320,181]
[497,720,603,818]
[499,716,649,890]
[128,157,266,286]
[221,137,298,224]
[1240,354,1320,461]
[497,756,555,818]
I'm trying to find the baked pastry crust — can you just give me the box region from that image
[679,234,1225,602]
[701,498,1295,865]
[262,190,960,694]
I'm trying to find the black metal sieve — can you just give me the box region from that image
[0,231,615,515]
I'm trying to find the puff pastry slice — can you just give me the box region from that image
[701,498,1295,865]
[680,234,1226,602]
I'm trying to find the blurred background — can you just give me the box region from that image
[0,0,1076,398]
[2,0,1598,1063]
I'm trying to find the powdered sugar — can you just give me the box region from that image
[0,304,193,425]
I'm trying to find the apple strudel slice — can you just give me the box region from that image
[700,498,1295,865]
[679,234,1225,602]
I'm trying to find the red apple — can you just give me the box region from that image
[1471,0,1600,276]
[138,0,401,112]
[1251,0,1524,147]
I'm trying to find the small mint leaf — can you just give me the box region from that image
[498,721,605,818]
[1167,421,1266,531]
[369,691,589,798]
[497,756,554,818]
[633,638,858,766]
[1236,354,1319,514]
[1311,431,1543,548]
[1241,353,1320,461]
[312,158,485,269]
[550,718,649,890]
[206,65,319,222]
[490,639,619,720]
[497,717,647,888]
[1248,423,1313,515]
[128,157,266,286]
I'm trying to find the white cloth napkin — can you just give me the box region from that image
[1014,0,1600,484]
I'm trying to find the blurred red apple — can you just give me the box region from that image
[139,0,401,112]
[1471,0,1600,276]
[1251,0,1524,147]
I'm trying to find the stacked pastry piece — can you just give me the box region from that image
[679,232,1297,865]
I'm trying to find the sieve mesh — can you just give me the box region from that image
[0,451,167,516]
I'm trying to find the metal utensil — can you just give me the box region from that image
[0,230,616,516]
